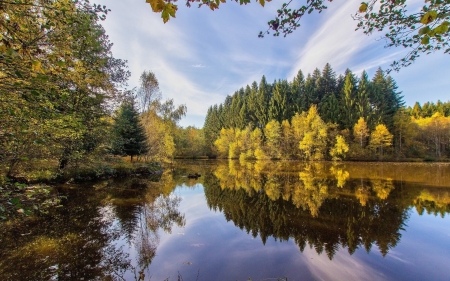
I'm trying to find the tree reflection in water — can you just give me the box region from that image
[0,173,185,281]
[203,160,450,260]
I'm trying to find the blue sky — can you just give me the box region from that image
[98,0,450,128]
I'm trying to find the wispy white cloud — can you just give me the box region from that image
[289,0,388,77]
[191,64,206,68]
[301,247,387,281]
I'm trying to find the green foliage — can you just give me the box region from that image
[111,100,148,161]
[0,0,129,175]
[202,63,404,157]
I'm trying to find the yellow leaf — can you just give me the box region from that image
[161,3,177,23]
[220,0,226,3]
[359,2,368,13]
[147,0,166,13]
[32,60,42,72]
[259,0,265,7]
[420,10,438,25]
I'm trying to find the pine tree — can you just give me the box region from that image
[255,76,270,128]
[269,80,289,123]
[111,100,148,162]
[246,81,259,126]
[320,93,340,124]
[370,68,403,130]
[340,71,358,129]
[311,68,322,104]
[356,71,372,123]
[291,70,306,114]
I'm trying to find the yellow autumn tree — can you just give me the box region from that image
[236,126,253,160]
[264,120,282,159]
[280,119,294,159]
[291,111,308,158]
[329,135,349,161]
[415,113,450,157]
[369,124,393,156]
[298,105,328,160]
[214,128,235,158]
[142,111,176,163]
[353,117,369,148]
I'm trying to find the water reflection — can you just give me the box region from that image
[1,161,450,280]
[0,174,184,280]
[202,160,450,259]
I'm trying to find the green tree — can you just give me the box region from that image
[269,80,289,123]
[1,1,128,174]
[356,71,372,123]
[111,100,148,162]
[340,71,358,129]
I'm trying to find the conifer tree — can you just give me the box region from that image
[356,71,372,123]
[111,100,148,162]
[269,80,289,123]
[255,76,270,128]
[340,71,358,129]
[310,68,322,104]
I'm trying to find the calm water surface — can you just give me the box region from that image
[1,161,450,281]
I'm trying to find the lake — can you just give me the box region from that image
[1,160,450,281]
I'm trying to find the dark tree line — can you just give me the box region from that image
[408,101,450,118]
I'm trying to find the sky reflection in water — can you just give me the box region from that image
[146,161,450,281]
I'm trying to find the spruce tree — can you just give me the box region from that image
[356,71,372,123]
[340,71,358,129]
[111,99,148,162]
[255,75,270,128]
[291,70,306,114]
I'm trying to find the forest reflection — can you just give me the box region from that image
[201,160,450,259]
[0,173,185,281]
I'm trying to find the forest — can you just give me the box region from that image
[196,64,450,161]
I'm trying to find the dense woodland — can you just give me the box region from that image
[199,64,450,161]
